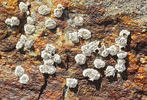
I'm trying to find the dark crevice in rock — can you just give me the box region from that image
[37,74,49,100]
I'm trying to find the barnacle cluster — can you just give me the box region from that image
[5,16,20,27]
[39,44,61,74]
[16,35,34,50]
[14,65,29,84]
[54,4,64,18]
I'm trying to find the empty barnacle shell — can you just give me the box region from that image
[75,54,86,65]
[45,18,57,29]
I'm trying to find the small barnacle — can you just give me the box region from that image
[105,66,116,77]
[43,59,54,65]
[27,16,35,25]
[19,74,29,84]
[53,54,62,64]
[14,65,24,77]
[93,59,105,69]
[19,2,29,12]
[74,16,84,27]
[41,50,52,59]
[81,45,92,57]
[66,78,78,88]
[45,44,56,54]
[68,32,79,43]
[117,59,126,65]
[24,38,34,49]
[45,18,57,29]
[45,65,56,74]
[115,37,127,48]
[19,35,27,43]
[24,24,36,35]
[88,41,100,53]
[119,30,130,38]
[108,45,119,56]
[38,5,51,16]
[117,50,128,59]
[57,4,65,10]
[75,54,86,65]
[16,41,24,50]
[39,65,46,73]
[83,68,100,81]
[78,28,91,40]
[115,64,126,73]
[5,18,11,26]
[54,8,63,18]
[100,48,110,57]
[10,17,20,27]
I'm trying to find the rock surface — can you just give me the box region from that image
[0,0,146,100]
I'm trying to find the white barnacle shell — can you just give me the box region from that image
[83,68,100,81]
[105,66,116,77]
[93,59,105,69]
[41,50,52,59]
[45,44,56,54]
[19,74,29,84]
[19,35,27,43]
[108,45,119,56]
[115,37,127,48]
[10,17,20,27]
[16,35,27,50]
[14,65,24,77]
[24,24,36,35]
[45,65,56,74]
[5,18,11,26]
[16,41,24,50]
[117,59,126,65]
[119,30,130,38]
[88,41,100,53]
[66,78,78,88]
[78,28,91,40]
[75,54,86,65]
[27,16,35,25]
[45,18,57,29]
[100,48,109,57]
[24,38,34,49]
[43,59,54,65]
[115,64,126,73]
[74,16,84,27]
[39,65,46,73]
[53,54,61,64]
[81,44,92,57]
[117,50,128,59]
[68,32,79,43]
[19,2,28,12]
[38,5,51,15]
[57,4,65,10]
[54,8,63,18]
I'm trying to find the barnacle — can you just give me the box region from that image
[117,59,126,65]
[45,18,57,29]
[38,5,51,16]
[57,4,65,10]
[78,28,91,40]
[88,41,100,53]
[24,24,36,35]
[105,66,116,77]
[93,59,105,69]
[27,16,35,25]
[41,50,53,60]
[43,59,54,66]
[66,78,78,88]
[115,64,126,73]
[54,8,63,18]
[45,44,56,54]
[53,54,62,64]
[5,17,20,27]
[115,37,127,48]
[81,44,92,57]
[117,50,128,59]
[39,65,56,74]
[68,32,79,43]
[75,54,86,65]
[19,2,28,12]
[14,65,24,77]
[74,16,84,27]
[24,38,34,49]
[100,48,110,57]
[19,74,29,84]
[83,68,100,81]
[119,30,130,38]
[108,45,119,56]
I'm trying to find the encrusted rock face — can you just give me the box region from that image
[0,0,147,100]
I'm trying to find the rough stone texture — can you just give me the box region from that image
[0,0,147,100]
